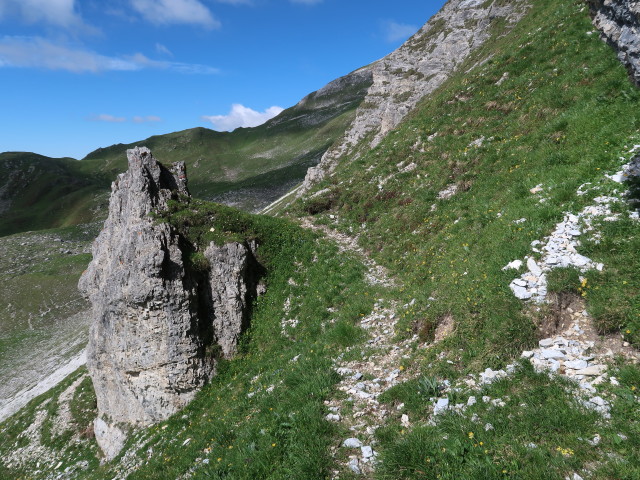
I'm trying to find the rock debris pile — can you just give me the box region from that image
[507,153,640,303]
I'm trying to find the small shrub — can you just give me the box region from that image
[188,251,210,272]
[417,375,440,398]
[413,317,437,343]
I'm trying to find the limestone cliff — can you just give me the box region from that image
[302,0,529,191]
[79,147,261,460]
[588,0,640,84]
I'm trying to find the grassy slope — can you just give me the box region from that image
[0,152,109,237]
[0,201,380,479]
[293,0,640,358]
[282,0,640,477]
[0,223,100,412]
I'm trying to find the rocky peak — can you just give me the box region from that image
[79,147,262,460]
[302,0,530,191]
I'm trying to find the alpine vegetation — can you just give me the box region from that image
[1,0,640,479]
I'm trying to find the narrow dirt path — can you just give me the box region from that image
[299,217,417,478]
[299,218,395,289]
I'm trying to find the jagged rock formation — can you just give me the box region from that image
[588,0,640,84]
[302,0,529,191]
[79,147,261,460]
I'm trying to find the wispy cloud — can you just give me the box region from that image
[90,114,127,123]
[130,0,220,28]
[155,43,173,57]
[89,114,163,123]
[127,52,219,74]
[0,37,137,73]
[0,36,219,74]
[0,0,82,27]
[202,104,284,131]
[133,115,162,123]
[383,21,418,43]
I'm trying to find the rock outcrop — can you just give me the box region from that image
[588,0,640,84]
[79,147,261,460]
[302,0,529,191]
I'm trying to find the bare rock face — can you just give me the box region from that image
[302,0,529,191]
[79,147,261,460]
[588,0,640,84]
[205,241,259,358]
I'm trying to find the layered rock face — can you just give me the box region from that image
[79,147,261,460]
[303,0,529,190]
[588,0,640,84]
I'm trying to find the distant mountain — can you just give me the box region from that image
[0,70,372,237]
[81,69,372,209]
[0,152,109,237]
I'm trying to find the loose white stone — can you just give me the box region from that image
[541,349,566,360]
[401,414,410,427]
[527,258,543,276]
[510,283,532,300]
[348,458,361,475]
[434,398,449,415]
[502,260,523,271]
[565,360,588,370]
[343,438,363,448]
[575,365,606,376]
[361,446,374,458]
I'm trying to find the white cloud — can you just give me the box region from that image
[133,115,162,123]
[384,21,418,43]
[155,43,173,57]
[0,37,138,73]
[0,0,82,27]
[90,114,127,123]
[0,36,219,74]
[202,104,284,131]
[130,0,220,28]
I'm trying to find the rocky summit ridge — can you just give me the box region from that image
[79,147,262,460]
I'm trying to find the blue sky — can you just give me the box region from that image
[0,0,445,159]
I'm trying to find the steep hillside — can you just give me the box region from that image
[0,223,100,421]
[0,152,109,237]
[302,0,529,191]
[1,0,640,479]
